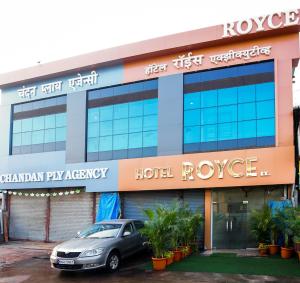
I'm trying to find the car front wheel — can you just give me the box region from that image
[106,251,120,272]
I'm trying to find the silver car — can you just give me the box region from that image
[50,219,146,272]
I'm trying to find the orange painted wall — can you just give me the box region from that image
[118,147,294,191]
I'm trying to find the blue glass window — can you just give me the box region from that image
[184,109,200,126]
[238,103,256,121]
[100,121,113,136]
[88,123,100,138]
[183,62,275,153]
[12,96,67,154]
[238,85,256,103]
[184,126,200,144]
[257,100,274,119]
[45,129,55,143]
[88,138,98,153]
[129,101,143,117]
[184,92,201,110]
[201,107,217,125]
[129,133,142,149]
[257,118,275,137]
[143,131,157,147]
[87,97,158,160]
[100,106,113,121]
[218,105,237,123]
[201,124,217,142]
[99,136,112,151]
[201,90,218,108]
[114,104,128,119]
[256,82,274,101]
[238,120,256,139]
[218,122,237,140]
[88,108,100,123]
[218,87,237,106]
[113,119,128,135]
[113,134,128,150]
[45,115,55,129]
[144,99,158,115]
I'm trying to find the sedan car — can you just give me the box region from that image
[50,219,146,272]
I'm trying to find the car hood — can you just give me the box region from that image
[54,237,117,252]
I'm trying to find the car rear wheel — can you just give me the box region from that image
[106,251,120,272]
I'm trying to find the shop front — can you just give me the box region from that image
[118,146,294,249]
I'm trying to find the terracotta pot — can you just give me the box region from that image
[152,257,167,271]
[269,245,280,255]
[173,250,182,262]
[166,256,173,265]
[258,248,268,256]
[281,247,294,259]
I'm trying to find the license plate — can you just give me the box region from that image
[58,259,75,265]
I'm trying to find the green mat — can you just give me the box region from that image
[144,253,300,277]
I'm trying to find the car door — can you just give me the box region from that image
[133,220,145,250]
[120,222,140,257]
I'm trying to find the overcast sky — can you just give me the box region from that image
[0,0,299,105]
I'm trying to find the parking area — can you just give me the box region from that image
[1,242,300,283]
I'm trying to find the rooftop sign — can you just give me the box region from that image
[223,9,299,38]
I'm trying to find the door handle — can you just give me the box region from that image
[230,220,233,231]
[226,221,229,231]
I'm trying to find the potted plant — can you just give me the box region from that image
[274,207,296,259]
[269,218,280,255]
[164,251,174,265]
[250,204,272,255]
[142,207,168,270]
[258,243,268,256]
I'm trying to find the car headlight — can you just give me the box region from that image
[51,247,58,257]
[79,248,104,257]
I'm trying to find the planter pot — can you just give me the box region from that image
[166,256,173,265]
[258,248,268,256]
[269,245,280,255]
[152,257,167,271]
[281,247,294,259]
[173,250,182,262]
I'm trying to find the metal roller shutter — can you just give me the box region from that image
[49,192,93,241]
[9,192,47,241]
[122,191,180,220]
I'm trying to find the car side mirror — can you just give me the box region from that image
[123,231,131,237]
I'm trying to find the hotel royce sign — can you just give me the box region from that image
[135,157,271,181]
[222,9,299,38]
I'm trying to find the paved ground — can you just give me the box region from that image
[1,241,300,283]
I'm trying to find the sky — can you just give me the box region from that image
[0,0,299,105]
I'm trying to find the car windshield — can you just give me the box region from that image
[77,223,122,239]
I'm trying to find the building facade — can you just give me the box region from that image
[0,9,299,248]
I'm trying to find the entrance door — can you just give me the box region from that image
[213,200,248,249]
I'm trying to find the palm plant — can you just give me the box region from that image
[274,206,300,247]
[250,204,272,244]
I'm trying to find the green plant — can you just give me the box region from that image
[164,251,174,259]
[258,243,268,249]
[250,204,272,244]
[141,207,170,258]
[273,206,300,248]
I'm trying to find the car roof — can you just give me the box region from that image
[95,219,142,225]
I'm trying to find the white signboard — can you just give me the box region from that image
[0,168,108,184]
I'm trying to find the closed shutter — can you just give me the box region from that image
[9,193,47,241]
[49,192,93,241]
[122,191,180,220]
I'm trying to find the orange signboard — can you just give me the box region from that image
[119,146,294,191]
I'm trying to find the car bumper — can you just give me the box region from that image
[50,254,107,271]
